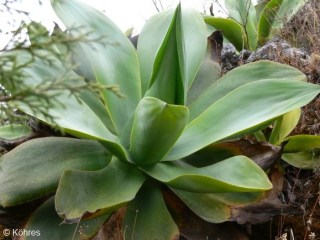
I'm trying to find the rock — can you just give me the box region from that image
[246,37,310,69]
[220,37,312,75]
[221,43,238,74]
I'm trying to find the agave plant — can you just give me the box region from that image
[1,0,320,239]
[205,0,308,51]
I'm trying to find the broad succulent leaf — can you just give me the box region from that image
[80,90,117,135]
[123,182,179,240]
[52,0,141,138]
[174,189,264,223]
[55,158,146,221]
[284,135,320,152]
[0,124,32,140]
[137,8,175,95]
[257,0,283,45]
[184,139,280,170]
[188,61,306,122]
[23,198,110,240]
[0,137,111,207]
[204,17,247,51]
[167,79,320,160]
[177,8,208,91]
[138,4,207,104]
[141,156,272,193]
[129,97,189,165]
[282,135,320,168]
[269,108,301,145]
[224,0,258,50]
[187,35,222,106]
[282,150,320,169]
[10,49,126,158]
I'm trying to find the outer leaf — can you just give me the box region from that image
[188,61,306,122]
[123,182,179,240]
[23,197,110,240]
[141,156,272,193]
[176,8,207,92]
[269,108,301,145]
[129,97,189,165]
[144,7,180,104]
[137,8,175,95]
[174,189,264,223]
[11,50,125,158]
[52,0,141,137]
[55,158,146,221]
[187,38,221,106]
[284,135,320,152]
[184,139,280,170]
[80,90,116,135]
[18,92,126,159]
[138,5,207,104]
[282,150,320,169]
[167,79,320,160]
[224,0,258,50]
[0,124,32,140]
[0,137,111,207]
[257,0,282,45]
[204,17,247,51]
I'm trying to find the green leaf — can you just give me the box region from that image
[188,61,306,123]
[176,8,207,91]
[257,0,282,45]
[141,156,272,193]
[139,4,207,104]
[187,39,221,106]
[11,49,125,158]
[55,158,146,221]
[184,139,280,170]
[129,97,189,165]
[0,124,32,140]
[167,78,320,160]
[204,17,247,51]
[173,189,264,223]
[255,1,269,20]
[144,7,180,104]
[23,197,110,240]
[0,137,111,207]
[80,90,117,135]
[10,48,124,156]
[137,8,175,95]
[52,0,141,137]
[270,0,308,30]
[269,108,301,145]
[123,182,179,240]
[284,135,320,152]
[19,90,126,159]
[224,0,258,50]
[282,149,320,169]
